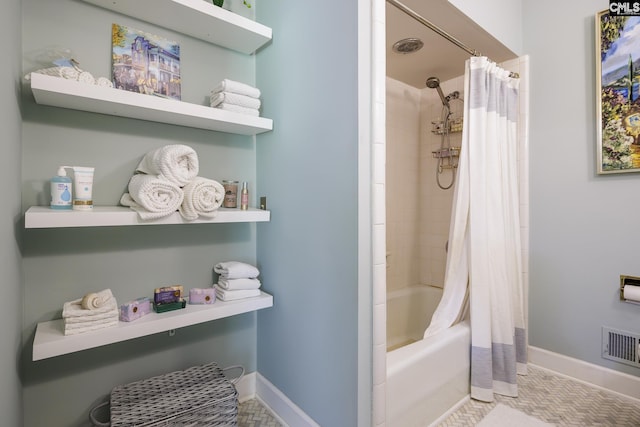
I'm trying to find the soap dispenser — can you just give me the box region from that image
[50,166,72,210]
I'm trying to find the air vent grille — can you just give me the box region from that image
[602,326,640,368]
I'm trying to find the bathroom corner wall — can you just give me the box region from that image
[385,78,422,293]
[1,0,23,425]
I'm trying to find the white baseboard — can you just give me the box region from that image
[255,372,320,427]
[529,346,640,401]
[236,371,256,403]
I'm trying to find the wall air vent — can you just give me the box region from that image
[602,326,640,368]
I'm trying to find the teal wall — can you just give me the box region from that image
[256,2,361,426]
[2,0,23,425]
[21,1,262,425]
[525,0,640,376]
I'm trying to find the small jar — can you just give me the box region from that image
[222,180,239,208]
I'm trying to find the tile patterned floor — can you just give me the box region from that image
[238,398,282,427]
[238,365,640,426]
[438,365,640,426]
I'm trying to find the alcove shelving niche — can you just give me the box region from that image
[27,0,275,361]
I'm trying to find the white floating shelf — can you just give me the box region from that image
[25,206,270,229]
[33,291,273,361]
[81,0,272,54]
[30,73,273,135]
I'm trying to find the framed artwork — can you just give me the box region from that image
[111,23,181,100]
[596,10,640,174]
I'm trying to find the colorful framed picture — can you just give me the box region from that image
[111,23,181,100]
[596,10,640,174]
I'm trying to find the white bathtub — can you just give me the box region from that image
[386,285,471,426]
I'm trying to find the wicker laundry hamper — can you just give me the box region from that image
[89,362,243,426]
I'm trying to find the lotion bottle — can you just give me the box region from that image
[50,166,72,210]
[240,181,249,210]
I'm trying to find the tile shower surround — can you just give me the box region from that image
[376,54,529,426]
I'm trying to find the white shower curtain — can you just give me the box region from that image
[424,56,527,402]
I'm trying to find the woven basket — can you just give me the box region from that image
[90,362,243,426]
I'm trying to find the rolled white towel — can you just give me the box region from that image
[210,91,261,109]
[212,79,261,99]
[96,77,114,87]
[214,261,260,279]
[179,177,225,221]
[215,284,261,301]
[120,174,184,220]
[214,103,260,117]
[218,277,261,290]
[77,71,95,85]
[135,144,199,187]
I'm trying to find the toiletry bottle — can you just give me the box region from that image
[50,166,72,210]
[223,180,239,208]
[240,181,249,210]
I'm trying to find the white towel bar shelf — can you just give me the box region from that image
[80,0,272,55]
[30,74,273,135]
[32,291,273,361]
[25,206,270,228]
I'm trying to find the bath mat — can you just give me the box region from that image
[476,404,555,427]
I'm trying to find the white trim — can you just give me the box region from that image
[236,371,256,403]
[256,372,320,427]
[529,346,640,401]
[427,395,470,427]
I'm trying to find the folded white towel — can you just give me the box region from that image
[212,79,261,99]
[64,310,119,324]
[210,91,261,109]
[218,277,262,291]
[136,144,199,187]
[214,103,260,117]
[120,174,184,220]
[64,318,119,336]
[215,284,261,301]
[214,261,260,279]
[179,177,225,221]
[63,290,118,318]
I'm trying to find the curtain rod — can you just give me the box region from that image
[386,0,519,79]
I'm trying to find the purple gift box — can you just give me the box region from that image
[119,297,152,322]
[189,288,216,305]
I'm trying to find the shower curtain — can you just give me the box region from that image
[424,56,527,402]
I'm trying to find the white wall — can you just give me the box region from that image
[256,1,362,426]
[448,0,523,55]
[1,0,23,425]
[525,0,640,377]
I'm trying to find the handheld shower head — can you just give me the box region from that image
[426,76,450,108]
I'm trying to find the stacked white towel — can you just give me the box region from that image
[214,261,262,300]
[62,289,119,336]
[120,145,226,221]
[210,79,261,117]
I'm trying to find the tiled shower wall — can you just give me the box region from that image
[386,75,463,294]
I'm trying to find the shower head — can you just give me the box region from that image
[425,77,440,88]
[426,76,450,108]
